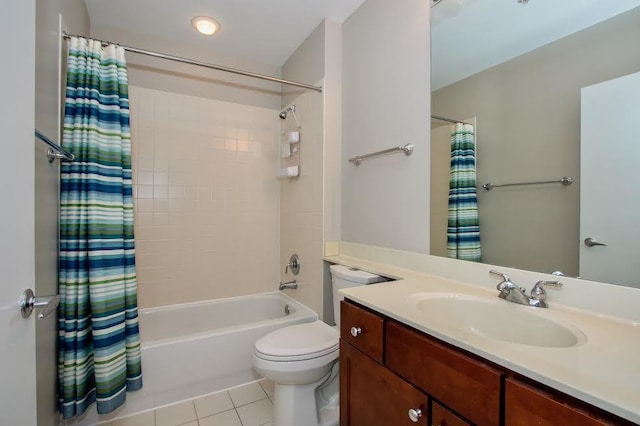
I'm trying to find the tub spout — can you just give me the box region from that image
[279,280,298,290]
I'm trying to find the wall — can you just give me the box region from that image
[432,8,640,275]
[130,87,280,308]
[34,1,89,425]
[279,23,326,317]
[0,1,36,424]
[90,25,282,110]
[322,19,343,245]
[341,0,431,254]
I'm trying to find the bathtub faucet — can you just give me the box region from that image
[279,280,298,290]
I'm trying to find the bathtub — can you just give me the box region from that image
[69,292,316,425]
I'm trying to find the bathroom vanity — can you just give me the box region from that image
[339,299,635,425]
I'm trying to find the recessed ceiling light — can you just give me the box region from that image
[191,16,221,36]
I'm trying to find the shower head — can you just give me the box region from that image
[279,105,300,127]
[279,105,295,120]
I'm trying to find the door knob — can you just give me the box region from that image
[584,237,607,247]
[20,289,60,319]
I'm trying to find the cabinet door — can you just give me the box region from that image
[431,401,471,426]
[340,340,428,426]
[386,321,504,426]
[505,378,626,426]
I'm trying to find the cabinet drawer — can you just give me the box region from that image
[386,321,504,426]
[340,300,384,363]
[431,401,471,426]
[505,378,628,426]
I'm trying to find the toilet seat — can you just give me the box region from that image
[254,321,339,362]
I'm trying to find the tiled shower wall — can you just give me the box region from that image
[130,86,280,308]
[279,88,324,316]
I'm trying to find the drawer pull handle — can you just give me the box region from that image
[350,326,362,337]
[408,408,423,422]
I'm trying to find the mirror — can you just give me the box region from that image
[430,0,640,287]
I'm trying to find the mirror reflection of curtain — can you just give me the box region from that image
[447,123,481,261]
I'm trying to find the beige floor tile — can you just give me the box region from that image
[111,410,155,426]
[194,391,234,418]
[229,382,267,407]
[155,400,197,426]
[258,379,274,397]
[198,409,243,426]
[179,422,198,426]
[236,399,273,426]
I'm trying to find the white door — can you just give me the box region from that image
[0,1,38,425]
[580,71,640,288]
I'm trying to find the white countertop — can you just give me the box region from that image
[326,254,640,424]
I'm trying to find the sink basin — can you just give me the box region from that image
[409,293,586,348]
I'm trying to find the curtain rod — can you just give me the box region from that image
[62,32,323,93]
[431,114,472,125]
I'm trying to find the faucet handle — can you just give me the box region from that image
[489,270,515,292]
[531,280,563,300]
[285,254,300,275]
[489,269,510,282]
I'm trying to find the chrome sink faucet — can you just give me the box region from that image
[489,270,562,308]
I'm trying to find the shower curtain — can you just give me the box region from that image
[447,123,481,262]
[58,37,142,419]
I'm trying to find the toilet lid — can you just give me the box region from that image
[254,321,339,361]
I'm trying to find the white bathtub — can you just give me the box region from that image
[69,292,316,425]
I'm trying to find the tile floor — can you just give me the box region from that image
[101,380,275,426]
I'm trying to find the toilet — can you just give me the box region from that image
[252,264,386,426]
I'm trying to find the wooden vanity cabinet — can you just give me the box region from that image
[505,377,634,426]
[340,299,634,426]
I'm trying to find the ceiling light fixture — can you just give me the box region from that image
[191,16,221,36]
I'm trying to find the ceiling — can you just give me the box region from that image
[431,0,640,90]
[84,0,366,66]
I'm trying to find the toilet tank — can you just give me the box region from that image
[330,264,386,327]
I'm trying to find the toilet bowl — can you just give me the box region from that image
[253,321,340,426]
[252,265,385,426]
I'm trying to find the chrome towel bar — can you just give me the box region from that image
[482,176,572,191]
[35,129,75,162]
[348,144,414,166]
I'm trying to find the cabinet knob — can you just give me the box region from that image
[408,408,423,422]
[350,326,362,337]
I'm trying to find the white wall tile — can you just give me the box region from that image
[280,90,325,318]
[131,86,280,308]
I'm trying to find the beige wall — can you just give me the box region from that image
[130,87,280,308]
[432,8,640,275]
[341,0,431,253]
[281,23,325,108]
[34,1,89,425]
[91,25,282,110]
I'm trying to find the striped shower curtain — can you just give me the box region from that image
[58,37,142,419]
[447,123,481,262]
